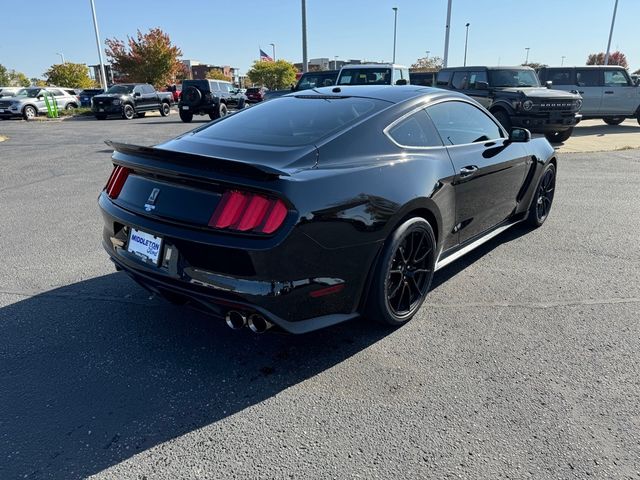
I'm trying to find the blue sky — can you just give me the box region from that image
[1,0,639,79]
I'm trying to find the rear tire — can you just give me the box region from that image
[122,104,135,120]
[160,102,171,116]
[492,110,512,132]
[210,102,228,120]
[527,163,556,228]
[603,117,624,126]
[544,128,573,143]
[366,218,436,326]
[179,110,193,123]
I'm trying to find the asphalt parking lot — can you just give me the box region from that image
[1,115,639,479]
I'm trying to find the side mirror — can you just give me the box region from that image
[134,92,141,97]
[395,79,407,85]
[475,81,489,90]
[37,95,44,100]
[545,80,553,89]
[509,127,531,143]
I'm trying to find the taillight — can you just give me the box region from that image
[104,165,130,199]
[208,190,288,234]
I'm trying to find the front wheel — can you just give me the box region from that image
[160,102,171,116]
[603,117,624,126]
[23,105,37,120]
[366,218,436,326]
[122,104,135,120]
[179,110,193,123]
[527,163,556,228]
[545,128,573,143]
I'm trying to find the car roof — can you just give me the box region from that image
[441,66,534,71]
[542,65,627,69]
[340,63,408,69]
[290,85,466,104]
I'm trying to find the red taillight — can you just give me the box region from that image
[208,190,288,234]
[104,165,131,199]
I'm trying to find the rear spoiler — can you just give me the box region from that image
[105,141,290,180]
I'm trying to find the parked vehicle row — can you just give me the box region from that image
[0,87,80,120]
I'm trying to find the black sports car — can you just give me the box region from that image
[99,86,556,334]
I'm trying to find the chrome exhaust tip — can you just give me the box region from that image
[225,310,247,330]
[247,314,273,334]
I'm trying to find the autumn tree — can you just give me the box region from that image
[44,63,94,88]
[586,51,628,68]
[410,56,444,72]
[246,60,297,89]
[206,69,232,82]
[521,62,547,70]
[105,28,183,89]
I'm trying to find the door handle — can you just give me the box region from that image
[604,90,614,94]
[459,165,478,178]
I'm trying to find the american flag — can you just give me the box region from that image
[259,49,274,62]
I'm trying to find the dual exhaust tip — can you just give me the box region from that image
[225,310,273,333]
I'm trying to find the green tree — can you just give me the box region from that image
[9,71,31,87]
[586,51,628,68]
[521,62,547,70]
[410,56,444,72]
[205,69,232,82]
[246,60,297,90]
[105,28,183,89]
[44,63,94,88]
[0,64,10,85]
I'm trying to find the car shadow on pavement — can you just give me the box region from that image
[0,273,390,479]
[572,122,640,137]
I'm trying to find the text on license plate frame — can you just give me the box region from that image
[127,228,163,265]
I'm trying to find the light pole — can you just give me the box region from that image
[443,0,452,67]
[269,43,276,61]
[426,50,430,60]
[524,47,530,65]
[392,7,398,64]
[561,56,566,66]
[604,0,619,65]
[463,23,470,67]
[56,52,65,64]
[301,0,308,73]
[334,56,338,70]
[89,0,108,90]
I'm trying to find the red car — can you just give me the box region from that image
[165,84,182,102]
[245,87,268,103]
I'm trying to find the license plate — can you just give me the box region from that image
[182,106,189,110]
[0,109,4,113]
[127,228,163,265]
[99,108,104,112]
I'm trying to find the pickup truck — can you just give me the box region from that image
[91,83,173,120]
[263,70,339,101]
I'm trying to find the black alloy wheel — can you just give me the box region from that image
[122,104,135,120]
[367,218,436,326]
[544,128,573,143]
[210,102,228,120]
[527,163,556,227]
[603,117,624,126]
[160,102,171,116]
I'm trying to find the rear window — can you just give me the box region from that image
[246,88,261,94]
[338,68,392,85]
[436,70,452,87]
[194,96,389,147]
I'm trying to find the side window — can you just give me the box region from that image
[143,85,155,94]
[575,69,601,87]
[468,71,487,89]
[387,109,443,148]
[604,70,630,87]
[394,69,403,80]
[221,83,231,92]
[51,89,65,96]
[133,86,142,94]
[547,69,573,85]
[427,101,503,145]
[436,70,452,87]
[451,71,469,90]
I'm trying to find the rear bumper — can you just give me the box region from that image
[99,194,380,333]
[512,112,581,132]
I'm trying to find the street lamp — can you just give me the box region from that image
[463,23,470,67]
[426,50,430,59]
[604,0,619,65]
[561,56,566,66]
[301,0,308,73]
[334,56,338,70]
[89,0,108,90]
[392,7,398,64]
[56,52,65,64]
[524,47,530,65]
[443,0,452,67]
[269,43,276,61]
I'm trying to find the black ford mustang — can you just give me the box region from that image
[99,86,556,334]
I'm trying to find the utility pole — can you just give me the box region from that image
[443,0,452,67]
[392,7,398,64]
[561,56,566,66]
[604,0,619,65]
[269,43,276,61]
[56,52,65,64]
[301,0,308,72]
[89,0,108,90]
[463,23,470,67]
[524,47,530,65]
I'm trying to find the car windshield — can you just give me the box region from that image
[338,68,392,85]
[193,96,389,147]
[297,74,336,90]
[489,69,540,87]
[106,85,134,94]
[14,88,41,98]
[246,88,261,93]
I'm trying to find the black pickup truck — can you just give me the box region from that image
[91,83,173,120]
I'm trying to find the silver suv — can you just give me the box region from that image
[0,87,80,120]
[538,66,640,125]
